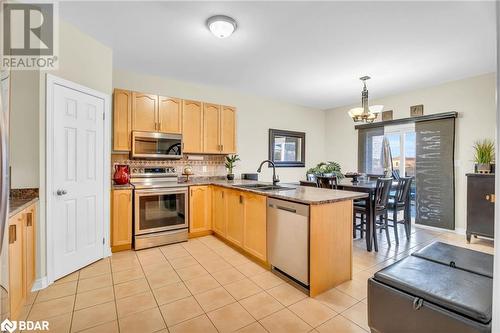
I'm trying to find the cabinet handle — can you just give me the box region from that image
[27,212,33,227]
[9,225,16,244]
[221,144,224,152]
[239,195,243,204]
[222,191,224,198]
[486,194,495,203]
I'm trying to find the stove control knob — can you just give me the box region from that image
[132,168,138,174]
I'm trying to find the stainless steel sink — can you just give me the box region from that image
[233,184,295,191]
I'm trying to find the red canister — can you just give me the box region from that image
[113,164,130,185]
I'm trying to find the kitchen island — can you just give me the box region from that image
[183,179,367,297]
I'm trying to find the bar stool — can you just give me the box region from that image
[387,177,413,245]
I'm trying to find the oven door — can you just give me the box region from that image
[131,131,182,159]
[134,187,188,235]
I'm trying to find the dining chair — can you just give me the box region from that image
[299,180,318,187]
[316,176,338,189]
[353,177,393,250]
[387,177,413,244]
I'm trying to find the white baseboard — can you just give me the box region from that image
[413,223,466,235]
[104,246,112,258]
[31,276,49,291]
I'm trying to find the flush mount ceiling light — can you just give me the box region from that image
[347,76,384,124]
[206,15,237,38]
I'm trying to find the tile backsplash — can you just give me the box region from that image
[112,154,227,177]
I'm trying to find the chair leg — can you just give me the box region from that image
[404,206,411,240]
[383,213,391,245]
[372,216,378,252]
[393,209,399,245]
[360,214,365,239]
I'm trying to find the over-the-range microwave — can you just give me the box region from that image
[131,131,182,159]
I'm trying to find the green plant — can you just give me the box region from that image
[473,139,495,164]
[307,161,344,179]
[225,154,240,174]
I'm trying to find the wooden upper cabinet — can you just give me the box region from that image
[158,96,182,134]
[242,192,267,261]
[220,106,237,154]
[182,100,203,153]
[189,186,212,233]
[9,214,25,320]
[132,92,158,132]
[111,189,132,251]
[203,103,221,153]
[225,190,244,247]
[212,186,226,236]
[113,89,132,151]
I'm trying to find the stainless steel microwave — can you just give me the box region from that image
[131,131,182,159]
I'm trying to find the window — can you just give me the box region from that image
[268,129,305,167]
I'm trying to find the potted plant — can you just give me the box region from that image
[473,139,495,173]
[225,154,240,180]
[306,161,344,180]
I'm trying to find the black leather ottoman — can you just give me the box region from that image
[368,242,493,333]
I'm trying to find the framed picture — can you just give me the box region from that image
[382,110,393,121]
[410,104,424,117]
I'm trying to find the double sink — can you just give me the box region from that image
[233,183,295,192]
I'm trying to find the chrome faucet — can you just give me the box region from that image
[257,160,280,185]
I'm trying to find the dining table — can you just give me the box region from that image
[336,179,378,252]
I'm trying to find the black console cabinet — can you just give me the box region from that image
[466,174,495,242]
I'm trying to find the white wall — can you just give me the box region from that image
[113,69,326,183]
[325,73,497,232]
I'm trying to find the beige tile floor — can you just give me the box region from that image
[22,225,494,333]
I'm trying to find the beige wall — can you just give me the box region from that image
[10,70,40,188]
[113,69,326,183]
[325,73,497,232]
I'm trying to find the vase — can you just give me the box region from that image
[227,174,234,180]
[476,163,491,174]
[113,164,130,185]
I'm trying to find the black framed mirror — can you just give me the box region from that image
[268,129,306,167]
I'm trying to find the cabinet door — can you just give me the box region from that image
[203,103,221,153]
[159,96,182,134]
[132,92,158,132]
[113,89,132,151]
[243,193,267,261]
[9,214,25,320]
[189,186,212,233]
[220,106,236,154]
[212,187,226,236]
[111,189,133,251]
[182,100,203,153]
[24,206,36,292]
[226,190,244,246]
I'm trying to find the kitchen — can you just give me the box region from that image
[0,1,498,332]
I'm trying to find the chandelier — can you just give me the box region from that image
[347,76,383,123]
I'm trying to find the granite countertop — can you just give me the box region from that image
[9,197,39,218]
[182,179,368,205]
[112,183,134,190]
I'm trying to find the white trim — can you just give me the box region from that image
[412,223,465,235]
[45,74,111,285]
[31,276,49,292]
[492,1,500,330]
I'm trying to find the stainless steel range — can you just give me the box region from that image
[130,166,188,249]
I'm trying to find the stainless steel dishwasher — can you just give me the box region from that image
[267,198,310,286]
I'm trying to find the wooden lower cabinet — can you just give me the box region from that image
[208,186,267,262]
[111,189,133,252]
[189,186,212,234]
[212,186,226,236]
[225,190,244,247]
[9,203,37,320]
[242,192,267,261]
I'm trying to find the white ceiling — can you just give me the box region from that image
[60,1,496,109]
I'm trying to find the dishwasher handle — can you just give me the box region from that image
[268,198,309,217]
[275,205,296,213]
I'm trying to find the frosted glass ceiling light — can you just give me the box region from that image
[347,76,384,123]
[207,15,237,38]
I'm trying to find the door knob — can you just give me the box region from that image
[56,189,67,196]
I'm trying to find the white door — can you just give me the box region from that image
[52,84,105,279]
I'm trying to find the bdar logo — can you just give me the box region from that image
[0,319,17,333]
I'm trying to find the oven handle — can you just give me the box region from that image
[135,187,188,196]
